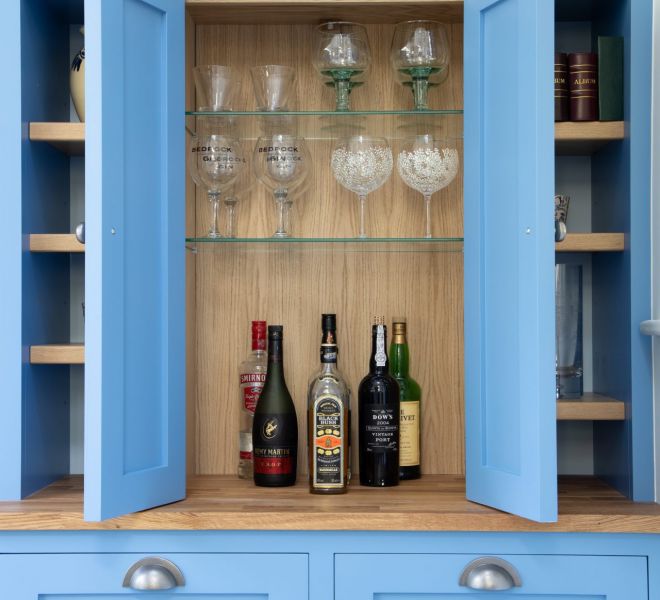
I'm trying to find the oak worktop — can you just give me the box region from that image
[0,475,659,533]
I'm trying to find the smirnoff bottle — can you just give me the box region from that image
[238,321,267,479]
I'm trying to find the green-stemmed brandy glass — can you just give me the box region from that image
[390,21,450,110]
[314,22,371,112]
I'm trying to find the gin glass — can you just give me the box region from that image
[193,65,239,111]
[313,22,371,111]
[253,135,311,238]
[194,134,245,238]
[390,21,450,110]
[397,135,459,238]
[331,136,393,238]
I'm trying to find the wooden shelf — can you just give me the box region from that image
[2,475,660,532]
[29,122,84,156]
[30,344,84,365]
[186,0,465,24]
[555,121,624,155]
[29,234,84,253]
[556,233,624,252]
[557,393,625,421]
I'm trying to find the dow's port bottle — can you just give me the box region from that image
[307,314,351,494]
[358,317,400,487]
[253,325,298,487]
[390,318,422,480]
[238,320,267,479]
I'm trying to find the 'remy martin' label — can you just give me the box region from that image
[312,394,345,488]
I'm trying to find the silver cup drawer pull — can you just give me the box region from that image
[123,557,185,591]
[640,320,660,336]
[458,557,522,591]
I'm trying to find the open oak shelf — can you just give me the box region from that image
[29,234,84,253]
[29,122,84,156]
[555,233,624,252]
[557,393,625,421]
[2,475,660,532]
[30,344,84,365]
[555,121,624,155]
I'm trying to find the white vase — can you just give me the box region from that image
[70,27,85,122]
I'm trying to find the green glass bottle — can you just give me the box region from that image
[252,325,298,487]
[390,318,422,480]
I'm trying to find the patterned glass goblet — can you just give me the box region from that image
[390,21,450,110]
[331,136,393,238]
[253,135,311,238]
[194,134,245,238]
[313,22,371,112]
[397,135,459,238]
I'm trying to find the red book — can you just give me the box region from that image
[555,53,569,121]
[569,52,598,121]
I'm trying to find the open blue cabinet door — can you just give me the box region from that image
[84,0,185,521]
[464,0,557,522]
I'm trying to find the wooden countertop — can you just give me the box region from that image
[1,475,660,532]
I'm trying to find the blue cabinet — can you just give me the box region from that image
[335,553,647,599]
[0,553,308,599]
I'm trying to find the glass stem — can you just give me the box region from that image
[424,193,433,239]
[412,78,430,111]
[274,191,288,237]
[208,191,221,238]
[224,200,237,238]
[335,79,351,112]
[358,194,367,239]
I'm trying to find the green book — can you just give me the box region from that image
[598,36,624,121]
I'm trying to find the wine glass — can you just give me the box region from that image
[331,136,393,238]
[397,135,459,238]
[313,22,371,112]
[194,134,245,238]
[253,135,311,238]
[390,21,450,110]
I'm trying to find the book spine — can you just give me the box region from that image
[555,53,569,122]
[598,36,623,121]
[569,52,598,121]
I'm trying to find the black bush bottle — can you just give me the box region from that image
[358,317,400,486]
[253,325,298,486]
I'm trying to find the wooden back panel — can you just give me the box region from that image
[189,20,465,475]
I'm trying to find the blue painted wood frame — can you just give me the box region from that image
[84,0,186,520]
[464,0,557,521]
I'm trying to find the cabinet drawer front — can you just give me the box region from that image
[0,553,307,599]
[335,554,646,599]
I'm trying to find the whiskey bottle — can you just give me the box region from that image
[390,318,422,480]
[358,317,400,487]
[253,325,298,487]
[307,314,351,494]
[238,320,267,479]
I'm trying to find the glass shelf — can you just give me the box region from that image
[186,237,464,254]
[185,109,463,141]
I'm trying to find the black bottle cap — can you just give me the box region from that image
[268,325,283,339]
[322,313,336,331]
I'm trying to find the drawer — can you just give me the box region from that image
[335,553,646,599]
[0,552,307,599]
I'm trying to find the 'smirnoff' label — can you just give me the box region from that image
[312,394,345,489]
[240,372,266,413]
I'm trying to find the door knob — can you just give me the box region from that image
[458,557,522,591]
[122,557,185,590]
[640,320,660,336]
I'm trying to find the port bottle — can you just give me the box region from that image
[358,317,400,486]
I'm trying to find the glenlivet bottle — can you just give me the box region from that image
[358,317,400,486]
[238,320,267,479]
[308,314,351,494]
[253,325,298,487]
[390,318,422,480]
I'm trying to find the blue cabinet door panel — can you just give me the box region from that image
[84,0,186,520]
[335,554,646,599]
[0,553,307,599]
[464,0,556,522]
